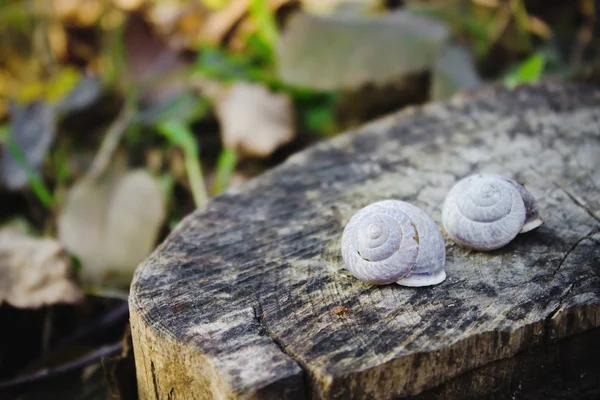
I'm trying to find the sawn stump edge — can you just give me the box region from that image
[130,82,600,399]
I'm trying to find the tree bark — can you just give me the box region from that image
[129,82,600,399]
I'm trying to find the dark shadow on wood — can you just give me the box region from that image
[410,328,600,400]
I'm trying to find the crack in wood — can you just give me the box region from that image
[151,361,160,400]
[547,284,575,322]
[552,229,600,278]
[251,304,310,398]
[543,283,576,347]
[553,180,600,223]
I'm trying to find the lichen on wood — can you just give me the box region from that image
[130,82,600,399]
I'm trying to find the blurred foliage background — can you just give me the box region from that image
[0,0,598,398]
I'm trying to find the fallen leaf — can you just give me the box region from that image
[430,44,482,100]
[205,0,291,52]
[2,101,56,190]
[2,69,101,191]
[56,75,103,115]
[49,21,69,61]
[201,0,251,45]
[146,0,288,51]
[53,0,105,26]
[228,172,248,189]
[276,10,450,90]
[114,0,145,11]
[123,14,184,84]
[213,82,295,158]
[58,169,166,286]
[122,14,201,126]
[0,227,83,308]
[146,1,210,49]
[104,170,167,271]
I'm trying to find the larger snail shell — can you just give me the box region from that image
[442,173,543,251]
[341,200,446,287]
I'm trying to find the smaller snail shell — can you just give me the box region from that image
[442,174,543,251]
[341,200,446,287]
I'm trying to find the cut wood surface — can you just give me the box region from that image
[129,82,600,399]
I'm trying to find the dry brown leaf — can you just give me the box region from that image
[58,169,166,286]
[123,14,185,83]
[228,173,248,189]
[146,0,290,50]
[213,0,292,51]
[53,0,105,26]
[214,82,295,158]
[201,0,250,45]
[0,228,83,308]
[113,0,145,11]
[146,1,210,49]
[49,22,69,61]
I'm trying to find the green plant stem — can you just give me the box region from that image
[0,124,54,208]
[249,0,279,62]
[211,148,237,196]
[250,0,278,46]
[184,145,208,208]
[8,140,54,207]
[87,105,134,180]
[157,121,208,208]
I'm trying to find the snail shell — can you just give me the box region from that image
[442,173,543,251]
[341,200,446,287]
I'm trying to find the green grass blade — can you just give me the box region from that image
[211,148,237,196]
[0,124,54,208]
[249,0,278,61]
[157,121,208,208]
[504,53,546,88]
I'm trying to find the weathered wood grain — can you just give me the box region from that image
[129,82,600,399]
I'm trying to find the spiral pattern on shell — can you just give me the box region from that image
[442,174,527,251]
[341,200,446,286]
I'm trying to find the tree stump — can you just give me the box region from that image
[129,82,600,399]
